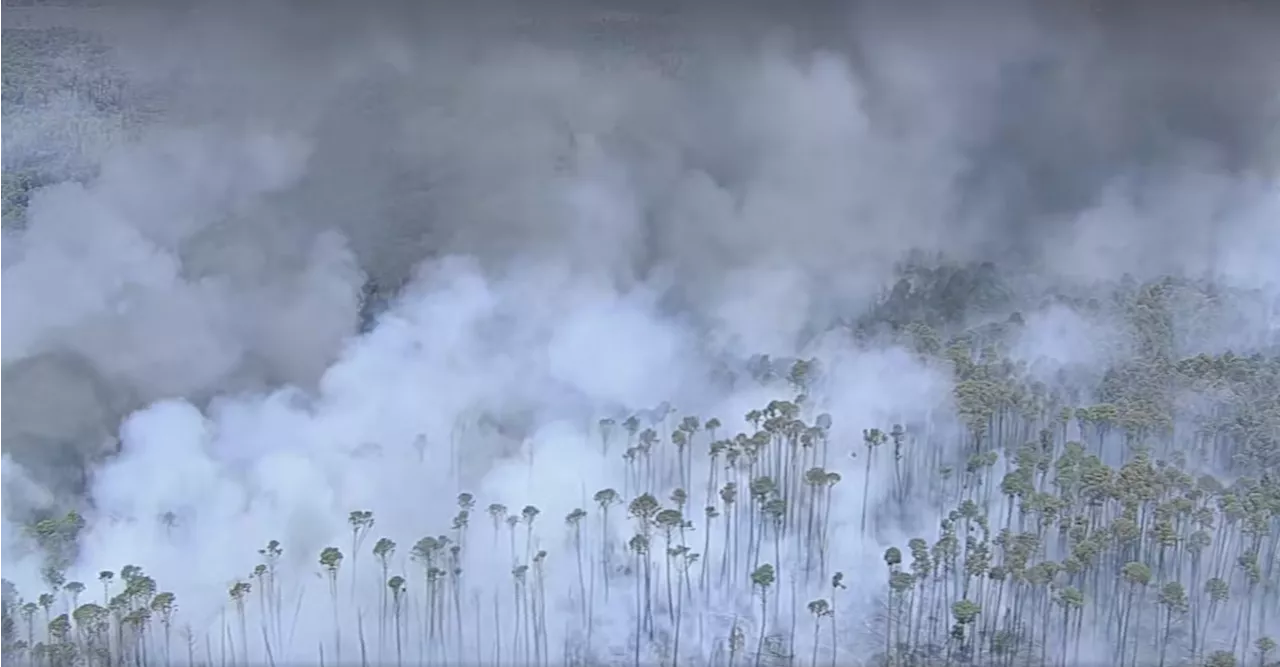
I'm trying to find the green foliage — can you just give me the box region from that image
[319,547,344,572]
[2,26,118,109]
[2,169,43,229]
[750,564,775,590]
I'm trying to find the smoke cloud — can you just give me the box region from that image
[3,0,1278,663]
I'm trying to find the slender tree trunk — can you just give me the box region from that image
[755,591,769,667]
[811,617,821,667]
[574,527,587,621]
[394,593,403,667]
[860,448,872,536]
[635,547,643,667]
[673,561,684,667]
[830,588,839,667]
[492,591,501,667]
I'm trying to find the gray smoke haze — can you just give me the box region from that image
[2,0,1278,662]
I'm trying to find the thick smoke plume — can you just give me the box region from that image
[2,0,1278,665]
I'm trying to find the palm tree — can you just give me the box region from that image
[388,576,406,667]
[533,551,550,667]
[701,504,719,596]
[806,599,830,667]
[456,492,476,545]
[599,417,616,456]
[229,581,251,667]
[1157,582,1188,667]
[672,429,691,490]
[250,563,269,659]
[751,564,776,667]
[594,488,621,603]
[372,537,396,656]
[655,509,684,626]
[1119,561,1150,667]
[628,534,649,667]
[37,593,53,647]
[565,508,588,620]
[256,539,284,650]
[62,581,84,612]
[629,493,660,635]
[889,424,907,504]
[411,536,446,662]
[513,561,533,667]
[720,482,738,586]
[521,505,541,564]
[98,571,114,607]
[347,510,375,603]
[828,572,846,667]
[1056,586,1083,667]
[488,503,508,546]
[861,428,887,536]
[318,546,344,665]
[748,476,776,572]
[150,591,177,666]
[883,547,902,660]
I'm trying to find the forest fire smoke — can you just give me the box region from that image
[2,1,1278,666]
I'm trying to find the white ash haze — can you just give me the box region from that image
[2,0,1279,665]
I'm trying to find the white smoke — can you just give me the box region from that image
[3,0,1279,664]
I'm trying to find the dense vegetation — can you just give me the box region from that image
[2,264,1278,667]
[2,23,139,231]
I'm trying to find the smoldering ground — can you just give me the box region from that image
[1,0,1278,663]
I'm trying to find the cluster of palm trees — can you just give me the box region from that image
[3,274,1278,667]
